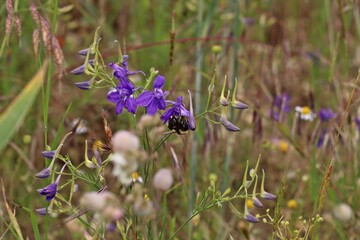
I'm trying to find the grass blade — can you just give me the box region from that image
[0,61,48,154]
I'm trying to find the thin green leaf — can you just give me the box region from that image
[0,62,48,154]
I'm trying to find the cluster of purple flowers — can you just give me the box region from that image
[71,54,196,131]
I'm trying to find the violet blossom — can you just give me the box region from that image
[107,79,137,114]
[137,75,167,115]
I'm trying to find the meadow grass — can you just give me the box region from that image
[0,0,360,239]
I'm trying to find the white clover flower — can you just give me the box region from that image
[295,106,316,121]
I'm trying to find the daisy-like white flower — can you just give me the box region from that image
[295,106,316,121]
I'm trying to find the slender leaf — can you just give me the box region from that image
[0,62,48,153]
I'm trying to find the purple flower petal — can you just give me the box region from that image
[146,100,159,115]
[108,89,120,103]
[154,75,165,89]
[158,97,166,110]
[125,97,137,114]
[137,91,154,106]
[38,182,58,201]
[116,101,125,115]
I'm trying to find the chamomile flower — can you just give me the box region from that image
[295,106,316,121]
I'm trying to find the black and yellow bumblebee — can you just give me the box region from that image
[167,115,189,134]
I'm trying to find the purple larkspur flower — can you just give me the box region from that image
[37,164,66,201]
[137,75,167,115]
[244,213,260,223]
[160,96,196,130]
[70,59,95,75]
[35,167,51,179]
[37,181,58,201]
[41,150,56,159]
[271,93,291,121]
[109,55,145,81]
[318,108,336,122]
[108,79,137,114]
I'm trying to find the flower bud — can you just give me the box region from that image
[153,168,173,191]
[220,115,240,132]
[112,131,140,153]
[333,203,353,222]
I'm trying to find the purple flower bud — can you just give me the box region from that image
[35,168,51,179]
[252,197,264,208]
[75,80,92,90]
[220,115,240,132]
[35,208,48,215]
[220,97,229,106]
[78,48,94,56]
[261,191,277,201]
[244,213,260,223]
[231,100,248,110]
[37,164,67,201]
[70,59,95,75]
[41,150,56,159]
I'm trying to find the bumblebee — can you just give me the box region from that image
[168,115,189,134]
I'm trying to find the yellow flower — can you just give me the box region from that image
[278,140,289,153]
[287,199,298,209]
[246,199,254,209]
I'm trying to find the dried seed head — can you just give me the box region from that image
[40,17,52,53]
[29,2,40,26]
[5,14,12,37]
[6,0,14,13]
[32,29,40,58]
[14,15,21,38]
[52,36,65,80]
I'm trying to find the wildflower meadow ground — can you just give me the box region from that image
[1,1,360,239]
